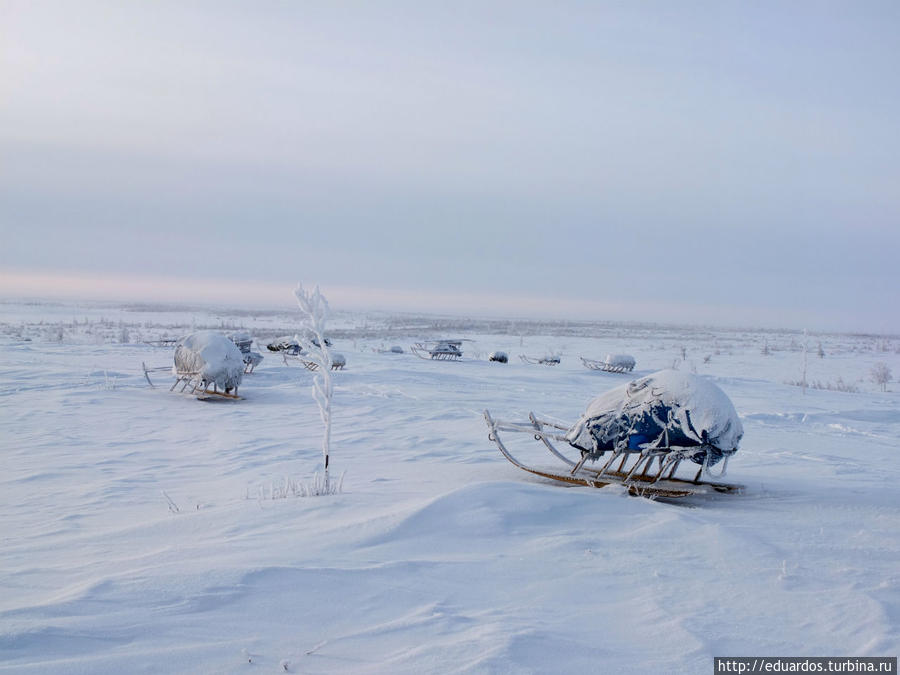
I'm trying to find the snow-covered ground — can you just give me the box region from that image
[1,300,899,673]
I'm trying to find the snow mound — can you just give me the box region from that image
[565,369,743,465]
[173,331,244,391]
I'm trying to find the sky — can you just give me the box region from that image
[1,1,898,333]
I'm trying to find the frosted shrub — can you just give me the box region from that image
[871,362,892,392]
[294,283,341,496]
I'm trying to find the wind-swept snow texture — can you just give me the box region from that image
[174,330,244,391]
[1,301,899,673]
[566,369,743,465]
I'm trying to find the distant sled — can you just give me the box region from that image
[283,350,346,371]
[410,340,468,361]
[142,331,244,400]
[484,370,744,498]
[520,354,561,366]
[581,354,635,373]
[227,332,264,374]
[143,338,179,348]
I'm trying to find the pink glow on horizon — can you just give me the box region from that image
[0,268,830,330]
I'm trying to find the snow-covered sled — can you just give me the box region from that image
[411,340,466,361]
[484,370,744,498]
[228,332,263,374]
[283,350,346,371]
[581,354,635,373]
[142,331,244,400]
[267,335,331,353]
[520,354,561,366]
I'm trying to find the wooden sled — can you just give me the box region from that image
[142,362,241,400]
[411,340,466,361]
[580,356,635,373]
[282,352,346,370]
[483,410,742,499]
[520,354,561,366]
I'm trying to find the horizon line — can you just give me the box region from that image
[0,268,894,337]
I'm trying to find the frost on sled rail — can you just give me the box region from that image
[484,369,744,498]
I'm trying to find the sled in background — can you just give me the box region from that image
[283,350,346,371]
[411,340,466,361]
[227,332,264,374]
[143,338,179,348]
[581,354,636,373]
[266,335,332,353]
[520,354,561,366]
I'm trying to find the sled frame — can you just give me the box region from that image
[580,357,635,373]
[483,410,742,498]
[142,361,240,400]
[520,355,560,366]
[410,341,464,361]
[282,352,345,370]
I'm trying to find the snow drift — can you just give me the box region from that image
[174,331,244,392]
[565,369,743,466]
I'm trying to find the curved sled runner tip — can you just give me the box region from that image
[483,410,743,499]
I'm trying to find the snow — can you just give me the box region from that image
[174,330,245,391]
[566,369,743,464]
[1,300,899,673]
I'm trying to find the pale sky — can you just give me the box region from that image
[1,1,898,332]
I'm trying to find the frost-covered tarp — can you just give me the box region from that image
[565,369,743,465]
[174,331,244,392]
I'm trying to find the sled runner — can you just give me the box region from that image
[483,370,744,498]
[581,354,635,373]
[411,340,466,360]
[520,354,561,366]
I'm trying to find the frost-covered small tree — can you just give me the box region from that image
[871,362,892,392]
[294,283,341,495]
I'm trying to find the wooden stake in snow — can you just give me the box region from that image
[294,283,335,493]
